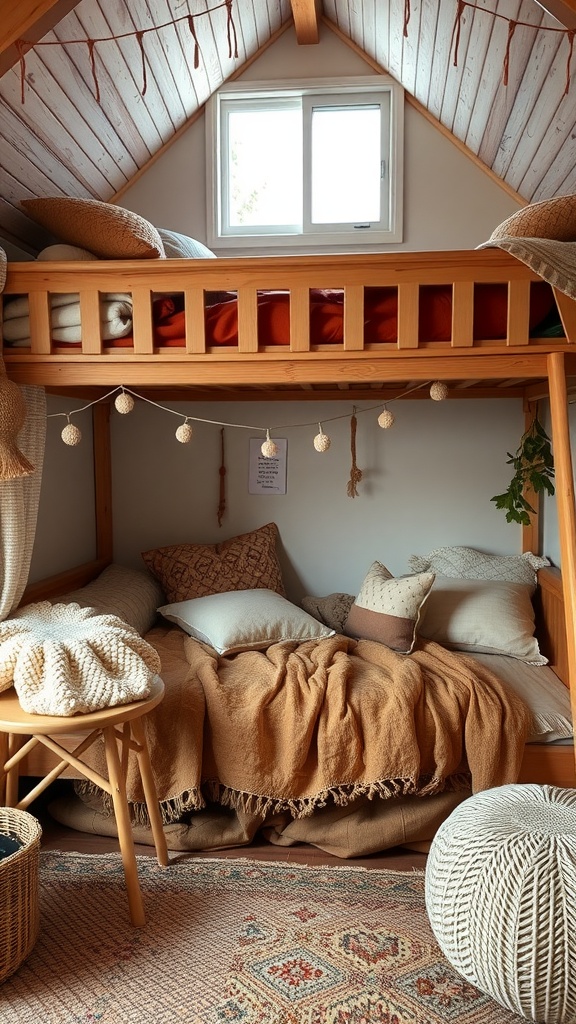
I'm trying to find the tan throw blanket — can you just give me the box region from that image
[79,626,531,824]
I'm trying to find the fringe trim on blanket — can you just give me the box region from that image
[203,772,472,820]
[74,771,473,827]
[73,780,206,827]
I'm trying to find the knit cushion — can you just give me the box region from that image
[22,198,165,259]
[425,784,576,1023]
[408,546,549,586]
[0,602,161,715]
[487,194,576,242]
[56,564,164,636]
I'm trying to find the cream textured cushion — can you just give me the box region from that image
[343,562,435,654]
[0,602,161,715]
[22,198,165,259]
[142,523,285,603]
[55,564,164,636]
[487,193,576,242]
[159,589,334,655]
[418,576,546,663]
[426,784,576,1024]
[408,546,548,586]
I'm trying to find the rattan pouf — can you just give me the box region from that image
[0,807,42,983]
[425,784,576,1023]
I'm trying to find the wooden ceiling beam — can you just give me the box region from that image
[534,0,576,28]
[0,0,81,76]
[290,0,321,43]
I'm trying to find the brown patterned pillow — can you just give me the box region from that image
[141,523,285,603]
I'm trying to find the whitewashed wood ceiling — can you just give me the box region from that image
[1,0,576,254]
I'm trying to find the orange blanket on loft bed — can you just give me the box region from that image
[44,280,555,351]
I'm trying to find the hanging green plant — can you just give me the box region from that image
[491,416,555,525]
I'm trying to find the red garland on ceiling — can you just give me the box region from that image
[403,0,574,96]
[15,0,238,105]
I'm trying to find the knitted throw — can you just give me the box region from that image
[0,602,162,715]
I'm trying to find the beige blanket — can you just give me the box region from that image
[79,625,531,825]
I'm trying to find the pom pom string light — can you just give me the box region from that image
[47,381,447,463]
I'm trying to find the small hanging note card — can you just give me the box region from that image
[248,438,287,495]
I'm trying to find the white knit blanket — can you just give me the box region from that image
[0,602,161,716]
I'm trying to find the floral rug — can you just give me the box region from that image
[1,852,519,1023]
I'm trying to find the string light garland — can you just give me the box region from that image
[48,381,449,470]
[15,0,238,105]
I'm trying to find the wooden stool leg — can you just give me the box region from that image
[103,725,146,928]
[130,717,169,867]
[5,734,23,806]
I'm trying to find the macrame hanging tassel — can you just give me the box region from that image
[187,16,200,68]
[502,20,517,86]
[346,412,363,498]
[226,0,239,59]
[403,0,411,37]
[0,375,34,480]
[87,40,101,102]
[450,0,465,67]
[136,30,148,95]
[217,427,226,526]
[565,30,575,95]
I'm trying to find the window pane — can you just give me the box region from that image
[227,108,302,228]
[311,106,381,224]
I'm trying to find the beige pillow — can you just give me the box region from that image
[343,561,435,654]
[408,546,548,586]
[22,197,165,259]
[159,589,334,655]
[142,522,285,603]
[418,577,547,663]
[487,194,576,242]
[55,564,164,636]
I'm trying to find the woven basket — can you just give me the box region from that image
[0,808,42,984]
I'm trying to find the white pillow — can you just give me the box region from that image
[408,546,549,586]
[158,589,335,655]
[418,577,547,663]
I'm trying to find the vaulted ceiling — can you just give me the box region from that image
[1,0,576,255]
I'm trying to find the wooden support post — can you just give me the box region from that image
[547,353,576,762]
[521,400,540,556]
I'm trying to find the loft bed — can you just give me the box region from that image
[2,245,576,852]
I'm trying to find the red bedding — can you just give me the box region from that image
[38,281,556,351]
[151,282,556,347]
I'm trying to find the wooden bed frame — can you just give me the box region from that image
[3,247,576,792]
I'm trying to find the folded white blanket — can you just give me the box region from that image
[2,293,133,344]
[3,292,131,320]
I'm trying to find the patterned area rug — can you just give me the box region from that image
[1,852,518,1023]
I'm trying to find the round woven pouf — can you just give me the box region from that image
[425,784,576,1024]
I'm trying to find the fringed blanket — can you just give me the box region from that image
[78,625,531,825]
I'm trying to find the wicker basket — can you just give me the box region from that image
[0,808,42,984]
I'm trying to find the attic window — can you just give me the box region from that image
[206,77,404,250]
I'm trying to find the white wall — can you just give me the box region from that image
[121,22,519,254]
[99,395,523,603]
[27,23,564,587]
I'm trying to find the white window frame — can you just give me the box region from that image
[206,76,404,249]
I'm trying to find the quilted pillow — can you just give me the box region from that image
[157,228,216,259]
[142,522,285,603]
[159,589,334,655]
[0,602,161,715]
[343,561,435,654]
[302,593,355,633]
[22,197,165,259]
[408,546,549,587]
[418,577,547,664]
[55,564,164,636]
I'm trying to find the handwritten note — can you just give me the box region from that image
[248,438,287,495]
